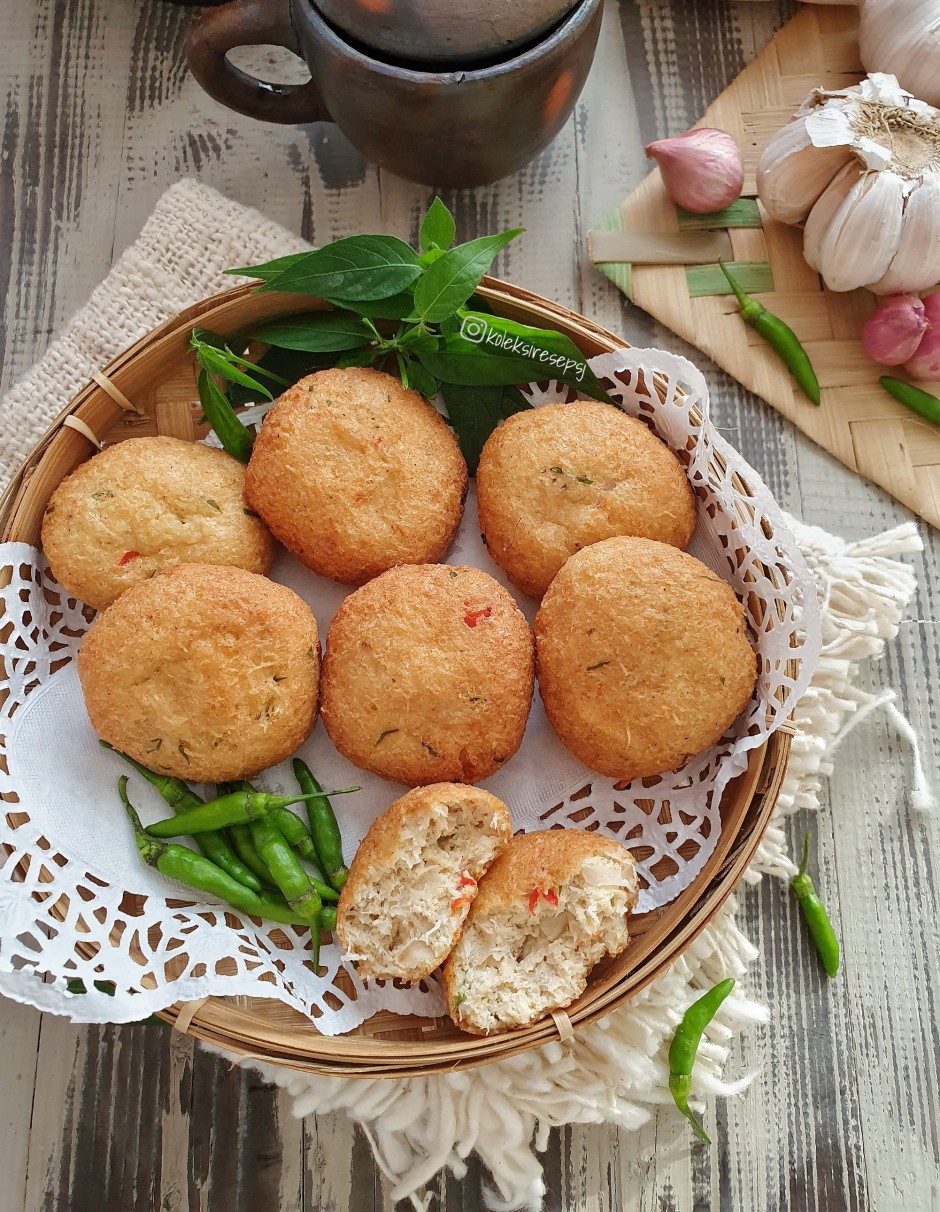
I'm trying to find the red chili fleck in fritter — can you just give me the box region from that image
[463,606,492,628]
[458,873,477,889]
[118,551,140,566]
[528,887,558,913]
[450,896,473,913]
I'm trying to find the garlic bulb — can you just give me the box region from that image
[859,0,940,109]
[758,74,940,294]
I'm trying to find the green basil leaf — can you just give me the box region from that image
[336,348,380,369]
[194,346,274,400]
[198,370,255,463]
[191,328,229,351]
[419,311,612,403]
[404,359,440,400]
[439,383,531,474]
[224,252,314,282]
[412,229,524,323]
[418,249,447,268]
[419,198,456,253]
[322,291,420,321]
[251,312,374,353]
[222,348,290,386]
[258,235,422,302]
[398,328,440,356]
[228,348,338,405]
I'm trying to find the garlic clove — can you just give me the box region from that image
[757,118,855,224]
[814,169,906,292]
[862,294,928,365]
[645,127,744,214]
[904,291,940,379]
[870,173,940,294]
[803,163,861,272]
[859,0,940,110]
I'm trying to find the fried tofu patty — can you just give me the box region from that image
[77,563,319,782]
[41,436,273,610]
[336,783,512,982]
[477,401,696,597]
[244,368,468,584]
[443,829,638,1034]
[321,564,534,785]
[535,537,756,780]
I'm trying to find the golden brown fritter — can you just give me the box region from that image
[321,563,534,785]
[443,829,638,1034]
[477,401,695,598]
[336,783,512,982]
[41,436,273,610]
[77,563,319,782]
[244,367,467,585]
[535,536,756,780]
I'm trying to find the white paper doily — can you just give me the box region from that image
[0,348,820,1033]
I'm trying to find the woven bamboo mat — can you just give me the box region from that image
[589,3,940,530]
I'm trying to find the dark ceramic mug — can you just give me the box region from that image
[185,0,603,187]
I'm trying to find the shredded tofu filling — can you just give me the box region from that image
[342,798,505,978]
[452,871,635,1032]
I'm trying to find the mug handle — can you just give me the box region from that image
[185,0,331,125]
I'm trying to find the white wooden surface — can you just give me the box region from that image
[1,1,939,1208]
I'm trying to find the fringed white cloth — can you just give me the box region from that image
[212,514,927,1210]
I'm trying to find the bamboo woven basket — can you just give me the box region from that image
[0,277,793,1078]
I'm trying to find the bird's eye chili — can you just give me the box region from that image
[668,977,735,1143]
[718,260,820,405]
[791,831,840,977]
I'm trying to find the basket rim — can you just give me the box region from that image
[0,275,794,1074]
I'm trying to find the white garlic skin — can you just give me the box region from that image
[859,0,940,109]
[757,118,854,225]
[872,174,940,294]
[645,128,744,214]
[813,170,905,292]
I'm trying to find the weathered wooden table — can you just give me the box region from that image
[2,1,938,1208]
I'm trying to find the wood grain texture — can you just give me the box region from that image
[0,0,938,1209]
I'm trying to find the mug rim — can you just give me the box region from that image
[290,0,602,81]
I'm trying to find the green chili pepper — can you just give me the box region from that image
[146,785,358,838]
[293,758,349,891]
[240,893,334,929]
[718,261,820,405]
[668,977,735,1144]
[880,376,940,425]
[121,777,329,935]
[101,743,263,892]
[268,806,327,878]
[121,776,279,912]
[227,824,275,887]
[229,804,338,904]
[250,814,322,970]
[791,831,840,978]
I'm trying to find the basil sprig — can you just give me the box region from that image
[199,199,611,467]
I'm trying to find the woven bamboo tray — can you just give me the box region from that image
[589,3,940,531]
[0,278,792,1077]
